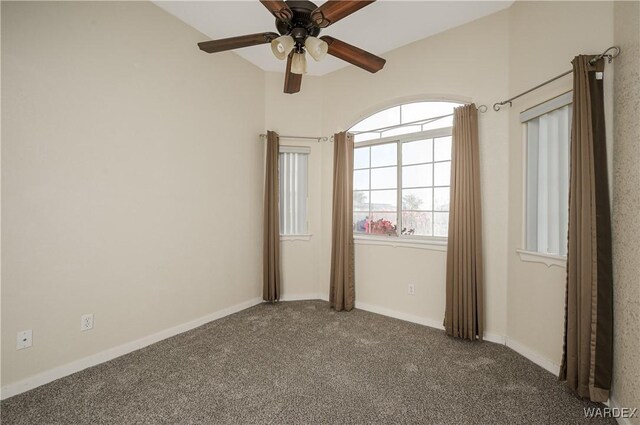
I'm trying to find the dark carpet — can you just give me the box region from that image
[1,300,613,424]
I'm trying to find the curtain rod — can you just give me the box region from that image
[263,103,488,140]
[260,134,329,142]
[493,46,620,111]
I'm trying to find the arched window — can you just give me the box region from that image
[350,101,463,239]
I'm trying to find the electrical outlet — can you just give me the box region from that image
[408,284,415,295]
[17,330,33,350]
[80,314,94,331]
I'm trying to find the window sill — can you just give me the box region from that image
[280,234,312,241]
[516,249,566,268]
[354,235,447,252]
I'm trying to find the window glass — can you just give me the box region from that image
[402,139,432,165]
[401,102,462,124]
[354,132,379,143]
[354,147,370,169]
[402,188,433,211]
[371,167,397,189]
[350,106,400,132]
[370,190,397,211]
[402,212,432,236]
[433,212,449,237]
[434,162,451,187]
[402,164,432,188]
[371,143,397,167]
[353,169,369,191]
[353,191,369,211]
[433,187,450,211]
[433,136,452,162]
[422,115,454,131]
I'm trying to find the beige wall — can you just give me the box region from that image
[1,1,265,386]
[506,1,614,368]
[317,10,511,339]
[264,72,326,299]
[612,1,640,418]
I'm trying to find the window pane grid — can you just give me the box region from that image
[352,137,451,237]
[351,103,457,238]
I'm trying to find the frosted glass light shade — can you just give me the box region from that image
[291,52,307,74]
[271,35,295,60]
[304,36,328,61]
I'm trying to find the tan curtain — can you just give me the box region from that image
[444,104,484,341]
[329,131,355,311]
[559,56,613,402]
[263,131,280,302]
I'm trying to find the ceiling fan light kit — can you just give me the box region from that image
[291,51,307,74]
[271,35,295,60]
[304,36,328,62]
[198,0,386,93]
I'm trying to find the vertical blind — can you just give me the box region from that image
[279,147,309,235]
[524,103,571,256]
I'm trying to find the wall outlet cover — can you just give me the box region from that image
[17,330,33,350]
[408,284,416,295]
[80,314,94,331]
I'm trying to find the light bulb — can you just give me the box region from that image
[304,37,328,62]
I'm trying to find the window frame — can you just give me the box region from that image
[518,92,572,267]
[354,126,452,245]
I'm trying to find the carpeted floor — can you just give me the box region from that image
[2,300,614,424]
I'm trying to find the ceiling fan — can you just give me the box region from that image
[197,0,386,94]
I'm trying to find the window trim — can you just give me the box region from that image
[519,91,572,123]
[355,234,447,252]
[354,127,452,244]
[516,249,566,268]
[280,234,312,242]
[519,94,572,264]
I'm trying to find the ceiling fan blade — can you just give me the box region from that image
[198,32,279,54]
[284,52,302,94]
[260,0,293,22]
[320,36,385,73]
[311,0,375,28]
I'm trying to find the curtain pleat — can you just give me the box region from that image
[263,131,280,302]
[559,56,613,402]
[444,104,484,341]
[329,132,355,312]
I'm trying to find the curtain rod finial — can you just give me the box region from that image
[590,46,620,65]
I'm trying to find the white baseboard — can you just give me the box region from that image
[505,337,560,376]
[1,297,264,400]
[484,332,506,345]
[1,295,562,405]
[356,301,556,375]
[279,293,325,302]
[355,301,505,345]
[609,397,635,425]
[355,301,446,330]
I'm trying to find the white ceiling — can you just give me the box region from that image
[154,1,513,76]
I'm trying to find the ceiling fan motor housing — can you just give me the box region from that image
[276,0,321,49]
